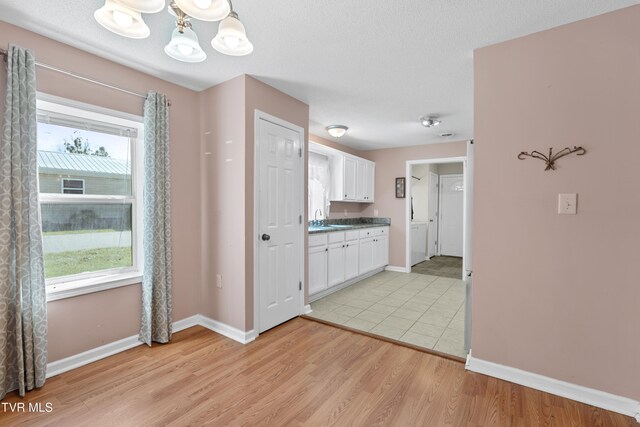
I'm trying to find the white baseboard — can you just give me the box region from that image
[302,304,312,314]
[466,354,640,420]
[47,334,142,379]
[47,314,255,378]
[385,265,410,273]
[196,315,256,344]
[173,315,200,332]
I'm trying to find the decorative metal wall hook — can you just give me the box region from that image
[517,146,586,171]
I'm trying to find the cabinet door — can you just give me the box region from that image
[356,160,366,201]
[359,237,374,274]
[373,235,389,269]
[327,243,345,287]
[343,156,357,200]
[344,239,359,280]
[365,162,375,202]
[309,246,328,295]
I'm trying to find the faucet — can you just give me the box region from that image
[314,209,322,221]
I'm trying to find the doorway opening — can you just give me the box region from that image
[402,154,472,359]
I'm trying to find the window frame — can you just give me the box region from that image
[37,93,145,302]
[61,178,86,194]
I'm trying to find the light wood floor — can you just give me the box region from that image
[1,318,635,426]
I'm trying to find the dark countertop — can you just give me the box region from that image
[308,222,390,235]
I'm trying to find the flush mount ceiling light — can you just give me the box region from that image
[420,115,441,128]
[211,2,253,56]
[94,0,254,61]
[326,125,349,138]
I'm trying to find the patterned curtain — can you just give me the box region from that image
[0,45,48,399]
[139,92,172,345]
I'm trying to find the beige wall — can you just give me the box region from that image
[198,75,309,331]
[361,142,467,268]
[0,23,202,362]
[199,76,247,331]
[473,5,640,400]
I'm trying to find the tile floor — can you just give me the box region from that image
[412,256,463,279]
[308,271,467,358]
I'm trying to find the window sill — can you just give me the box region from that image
[46,272,143,302]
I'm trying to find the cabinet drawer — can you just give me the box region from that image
[328,231,345,244]
[308,234,328,247]
[345,230,359,241]
[375,226,389,236]
[359,228,375,238]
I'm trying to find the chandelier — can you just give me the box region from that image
[94,0,253,63]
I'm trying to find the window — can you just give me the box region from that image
[61,178,85,194]
[308,151,330,220]
[37,96,144,299]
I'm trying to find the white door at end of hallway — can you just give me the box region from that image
[257,118,302,333]
[438,174,464,257]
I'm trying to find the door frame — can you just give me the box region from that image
[253,110,306,335]
[404,156,467,276]
[437,173,464,257]
[427,171,439,259]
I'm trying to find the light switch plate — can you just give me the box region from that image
[558,193,577,214]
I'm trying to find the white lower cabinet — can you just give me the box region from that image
[374,235,389,269]
[344,234,359,281]
[358,237,374,274]
[309,226,389,300]
[308,240,328,296]
[327,242,345,287]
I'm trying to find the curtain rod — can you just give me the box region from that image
[0,47,171,106]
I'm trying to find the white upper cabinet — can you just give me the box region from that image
[361,160,375,202]
[343,156,357,200]
[310,142,375,203]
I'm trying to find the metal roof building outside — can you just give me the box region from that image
[38,151,131,177]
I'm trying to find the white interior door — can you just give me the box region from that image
[439,174,464,257]
[427,172,439,258]
[257,117,302,333]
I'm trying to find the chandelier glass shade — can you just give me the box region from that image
[211,12,253,56]
[164,27,207,62]
[116,0,166,14]
[174,0,230,21]
[94,0,150,39]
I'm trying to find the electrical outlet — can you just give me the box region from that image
[374,209,379,216]
[216,274,222,288]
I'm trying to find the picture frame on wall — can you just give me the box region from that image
[395,177,406,198]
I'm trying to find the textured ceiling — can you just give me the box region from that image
[0,0,637,150]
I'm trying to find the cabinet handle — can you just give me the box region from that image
[346,244,349,247]
[325,248,328,252]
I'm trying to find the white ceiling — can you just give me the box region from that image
[0,1,637,150]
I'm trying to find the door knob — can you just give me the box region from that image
[261,234,271,241]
